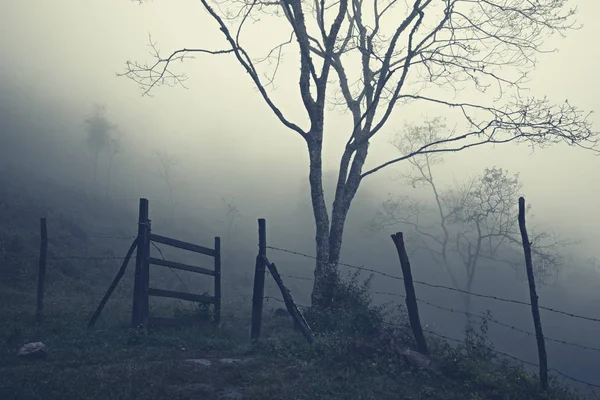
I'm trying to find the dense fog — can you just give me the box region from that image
[1,0,599,396]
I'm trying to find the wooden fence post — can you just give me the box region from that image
[391,232,429,355]
[251,218,267,341]
[131,198,149,328]
[141,212,151,326]
[36,218,48,325]
[518,196,548,391]
[262,256,314,343]
[88,238,138,328]
[214,236,221,324]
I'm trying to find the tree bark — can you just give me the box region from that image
[307,138,336,309]
[309,137,369,309]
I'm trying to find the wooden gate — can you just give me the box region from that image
[131,198,221,327]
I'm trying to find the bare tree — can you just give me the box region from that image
[121,0,597,310]
[154,149,179,220]
[371,119,567,318]
[218,197,241,263]
[85,104,117,186]
[105,136,122,198]
[221,197,241,245]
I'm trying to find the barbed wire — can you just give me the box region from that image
[263,296,309,310]
[150,241,190,294]
[418,327,600,389]
[415,298,600,354]
[53,234,137,241]
[86,235,137,240]
[278,273,600,355]
[2,254,131,261]
[280,273,313,281]
[5,231,599,391]
[266,245,600,324]
[259,299,600,390]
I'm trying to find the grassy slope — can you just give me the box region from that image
[0,169,587,400]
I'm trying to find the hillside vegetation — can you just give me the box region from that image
[0,168,587,400]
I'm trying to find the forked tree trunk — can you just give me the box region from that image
[308,139,369,310]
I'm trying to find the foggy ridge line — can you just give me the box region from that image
[276,275,600,354]
[266,245,600,324]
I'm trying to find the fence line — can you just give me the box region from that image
[418,327,600,390]
[279,272,600,354]
[52,234,138,241]
[5,217,600,393]
[5,236,600,355]
[264,293,600,390]
[4,254,132,261]
[266,245,600,324]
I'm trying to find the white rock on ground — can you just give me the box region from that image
[17,342,48,359]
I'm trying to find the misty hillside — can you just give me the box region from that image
[0,161,598,399]
[2,0,600,398]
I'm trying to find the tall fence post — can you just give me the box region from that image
[36,218,48,325]
[391,232,429,355]
[214,236,221,324]
[251,218,267,341]
[141,213,151,327]
[131,198,149,328]
[518,196,548,391]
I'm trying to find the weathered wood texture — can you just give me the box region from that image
[251,218,267,341]
[518,196,548,391]
[392,232,429,355]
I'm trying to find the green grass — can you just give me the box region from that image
[0,275,586,400]
[0,170,589,399]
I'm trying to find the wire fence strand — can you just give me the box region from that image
[266,245,600,323]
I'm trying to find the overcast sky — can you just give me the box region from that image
[1,0,599,252]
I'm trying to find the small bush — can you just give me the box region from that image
[305,270,387,337]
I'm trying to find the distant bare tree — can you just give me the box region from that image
[154,149,179,219]
[85,104,117,186]
[122,0,597,310]
[218,197,241,263]
[221,197,241,245]
[105,136,121,198]
[371,119,568,318]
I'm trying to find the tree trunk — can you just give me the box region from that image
[105,151,116,198]
[309,139,369,310]
[93,149,99,185]
[307,140,335,310]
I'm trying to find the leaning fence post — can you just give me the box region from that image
[518,196,548,391]
[36,218,48,325]
[262,256,314,343]
[131,198,149,328]
[214,236,221,324]
[391,232,429,355]
[251,218,267,341]
[88,238,138,328]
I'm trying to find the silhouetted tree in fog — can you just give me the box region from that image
[105,137,121,198]
[85,104,117,186]
[122,0,598,310]
[370,118,567,321]
[154,149,179,221]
